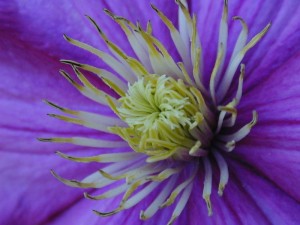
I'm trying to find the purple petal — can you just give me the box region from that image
[190,0,300,85]
[229,159,300,225]
[0,40,115,153]
[186,166,271,225]
[0,1,179,64]
[0,151,96,225]
[230,49,300,205]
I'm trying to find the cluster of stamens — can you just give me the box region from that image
[112,74,213,162]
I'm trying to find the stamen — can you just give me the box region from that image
[217,23,271,100]
[177,62,195,86]
[93,209,121,217]
[218,111,258,142]
[214,140,236,152]
[215,0,228,86]
[104,11,152,71]
[60,60,127,90]
[51,170,112,188]
[44,100,125,127]
[138,28,184,80]
[121,181,160,209]
[88,15,150,79]
[56,151,139,163]
[191,15,204,91]
[209,42,224,105]
[229,17,249,65]
[151,4,192,70]
[216,98,237,133]
[38,137,127,148]
[126,163,167,184]
[146,166,183,182]
[99,162,153,181]
[161,163,198,208]
[140,175,178,220]
[47,113,112,133]
[59,69,113,105]
[202,157,213,216]
[84,183,127,200]
[176,0,193,39]
[167,181,193,225]
[212,150,229,196]
[235,64,245,105]
[63,34,136,83]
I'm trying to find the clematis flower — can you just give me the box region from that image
[1,0,300,224]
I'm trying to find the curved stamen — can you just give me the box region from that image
[202,157,213,216]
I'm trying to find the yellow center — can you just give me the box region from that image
[110,74,212,162]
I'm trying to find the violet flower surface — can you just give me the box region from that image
[1,0,300,225]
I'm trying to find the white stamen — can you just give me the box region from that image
[51,170,114,189]
[235,64,245,105]
[126,163,166,184]
[228,17,248,65]
[45,100,122,128]
[215,0,228,86]
[61,60,128,91]
[59,69,113,106]
[191,15,204,91]
[56,151,140,163]
[177,0,191,50]
[167,181,193,225]
[63,34,136,83]
[214,140,236,152]
[218,111,257,142]
[202,157,213,216]
[99,159,149,181]
[38,137,127,148]
[217,23,271,100]
[147,166,183,182]
[140,175,178,220]
[47,113,117,133]
[138,29,185,80]
[122,181,160,209]
[212,150,229,196]
[215,110,227,134]
[209,43,224,105]
[85,183,127,200]
[161,163,198,208]
[151,4,191,71]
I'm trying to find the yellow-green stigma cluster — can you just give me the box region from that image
[112,74,212,162]
[40,0,270,224]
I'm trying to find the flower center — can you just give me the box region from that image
[111,74,213,162]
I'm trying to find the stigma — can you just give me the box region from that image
[40,0,270,224]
